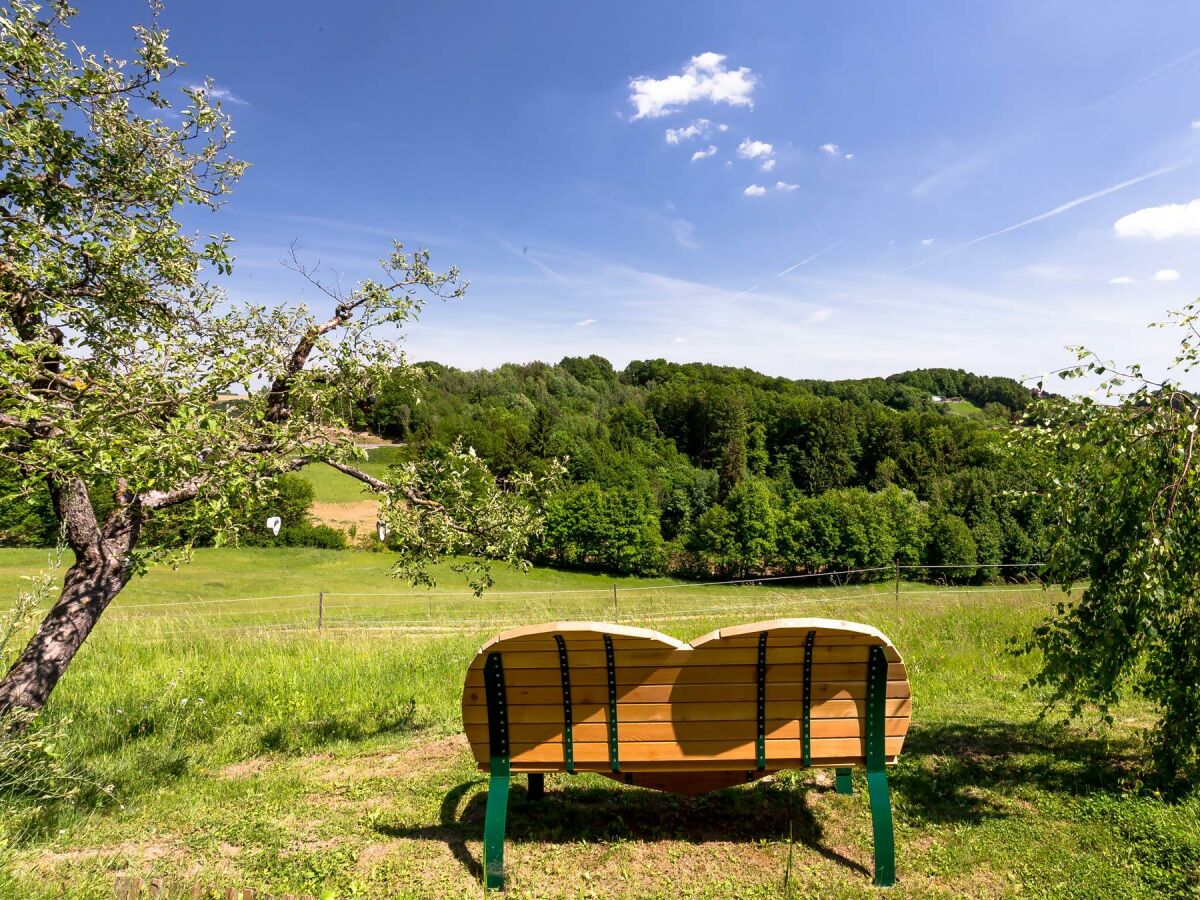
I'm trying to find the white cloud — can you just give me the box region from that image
[1153,268,1181,281]
[921,238,935,247]
[401,242,1185,384]
[189,83,248,106]
[691,145,718,161]
[673,336,688,344]
[718,123,729,132]
[775,181,799,192]
[576,318,596,326]
[665,119,712,144]
[737,138,774,160]
[1108,275,1135,284]
[819,142,853,160]
[1114,198,1200,239]
[760,159,776,172]
[628,52,757,119]
[743,184,767,196]
[1192,119,1200,130]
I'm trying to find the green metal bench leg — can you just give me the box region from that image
[864,644,895,887]
[834,767,854,795]
[483,652,512,891]
[866,769,895,887]
[484,770,511,891]
[527,772,544,801]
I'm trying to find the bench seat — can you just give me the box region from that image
[461,618,911,890]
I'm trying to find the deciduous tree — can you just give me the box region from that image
[1016,304,1200,786]
[0,1,553,714]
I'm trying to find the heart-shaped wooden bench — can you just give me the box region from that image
[461,618,911,890]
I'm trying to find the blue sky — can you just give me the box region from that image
[79,2,1200,381]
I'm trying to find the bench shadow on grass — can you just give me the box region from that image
[892,718,1147,825]
[377,775,872,883]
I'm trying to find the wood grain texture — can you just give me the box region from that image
[461,619,912,783]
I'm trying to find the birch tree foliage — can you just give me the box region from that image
[1015,302,1200,787]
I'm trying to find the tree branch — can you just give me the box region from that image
[263,245,376,423]
[323,458,389,492]
[137,476,208,511]
[48,475,100,556]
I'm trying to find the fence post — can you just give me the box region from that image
[893,560,900,619]
[612,585,618,622]
[318,591,324,631]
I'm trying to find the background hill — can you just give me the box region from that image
[3,357,1043,583]
[316,358,1043,582]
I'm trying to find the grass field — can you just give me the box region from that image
[297,452,407,538]
[1,548,1197,898]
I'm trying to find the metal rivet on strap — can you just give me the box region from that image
[603,634,620,773]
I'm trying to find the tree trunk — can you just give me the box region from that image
[0,553,129,715]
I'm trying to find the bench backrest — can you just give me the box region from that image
[462,618,910,779]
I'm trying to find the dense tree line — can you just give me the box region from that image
[2,356,1045,582]
[367,358,1045,582]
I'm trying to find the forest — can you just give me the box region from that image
[369,358,1043,582]
[0,357,1045,583]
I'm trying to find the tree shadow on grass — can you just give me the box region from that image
[377,774,872,883]
[892,718,1147,826]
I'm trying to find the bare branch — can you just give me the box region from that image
[136,476,207,511]
[323,458,389,492]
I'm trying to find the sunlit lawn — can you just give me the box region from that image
[0,549,1196,898]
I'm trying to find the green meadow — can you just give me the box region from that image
[1,548,1197,898]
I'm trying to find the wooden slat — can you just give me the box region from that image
[691,617,893,647]
[464,661,907,688]
[485,645,895,668]
[602,770,761,795]
[470,736,905,764]
[464,679,910,707]
[479,621,687,653]
[464,716,909,745]
[487,635,663,650]
[696,633,891,647]
[462,697,911,725]
[496,755,895,772]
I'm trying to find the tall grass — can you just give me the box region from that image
[4,549,1191,898]
[21,570,1059,808]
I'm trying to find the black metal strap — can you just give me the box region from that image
[801,630,815,766]
[756,631,767,770]
[554,634,574,773]
[484,652,509,765]
[865,645,888,771]
[603,634,620,772]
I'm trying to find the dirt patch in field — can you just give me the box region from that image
[218,757,273,779]
[312,733,469,784]
[21,842,183,869]
[310,500,379,536]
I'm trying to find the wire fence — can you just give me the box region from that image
[90,562,1058,643]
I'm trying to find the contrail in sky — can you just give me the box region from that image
[896,160,1192,273]
[1091,44,1200,108]
[734,241,841,297]
[776,241,841,277]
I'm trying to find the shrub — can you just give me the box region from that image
[928,514,977,582]
[277,524,348,550]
